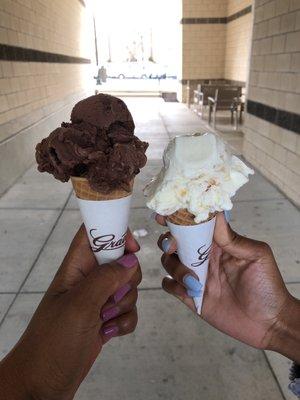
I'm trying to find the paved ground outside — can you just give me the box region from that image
[0,97,299,400]
[96,78,178,95]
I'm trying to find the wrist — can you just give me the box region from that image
[0,352,32,400]
[268,295,300,363]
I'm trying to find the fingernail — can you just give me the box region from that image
[162,237,171,253]
[102,325,119,337]
[187,289,202,298]
[102,306,119,322]
[224,210,231,222]
[150,212,157,220]
[118,253,137,268]
[114,283,131,303]
[183,274,202,292]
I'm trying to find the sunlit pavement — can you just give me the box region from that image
[0,97,299,400]
[95,78,178,95]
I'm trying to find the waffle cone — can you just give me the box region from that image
[71,177,133,201]
[167,209,216,226]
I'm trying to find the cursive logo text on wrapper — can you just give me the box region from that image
[89,229,126,253]
[191,244,212,267]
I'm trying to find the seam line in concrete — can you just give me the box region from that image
[1,283,298,296]
[0,287,164,296]
[0,292,17,295]
[158,111,172,140]
[262,351,287,400]
[0,163,35,199]
[0,189,72,330]
[0,207,65,210]
[0,291,46,295]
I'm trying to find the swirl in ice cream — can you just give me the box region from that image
[145,133,254,223]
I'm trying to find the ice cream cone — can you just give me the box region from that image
[145,133,253,315]
[166,209,216,315]
[35,93,148,266]
[71,177,133,265]
[71,176,133,201]
[167,209,215,226]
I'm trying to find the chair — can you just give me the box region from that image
[193,85,220,118]
[208,86,242,129]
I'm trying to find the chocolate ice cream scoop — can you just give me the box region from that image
[36,94,148,193]
[71,93,135,132]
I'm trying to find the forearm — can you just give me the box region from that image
[0,353,32,400]
[270,296,300,364]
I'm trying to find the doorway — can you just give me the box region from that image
[91,0,181,96]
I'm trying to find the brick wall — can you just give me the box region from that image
[227,0,252,15]
[243,0,300,205]
[182,0,227,18]
[0,0,91,57]
[179,0,226,102]
[0,0,94,194]
[179,0,253,102]
[0,62,90,140]
[225,0,253,82]
[182,24,226,80]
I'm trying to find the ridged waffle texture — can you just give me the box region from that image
[71,177,133,201]
[167,209,216,226]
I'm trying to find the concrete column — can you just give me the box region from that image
[243,0,300,206]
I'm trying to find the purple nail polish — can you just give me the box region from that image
[102,306,119,322]
[102,325,119,337]
[114,283,131,303]
[117,253,137,268]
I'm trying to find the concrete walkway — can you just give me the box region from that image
[0,97,299,400]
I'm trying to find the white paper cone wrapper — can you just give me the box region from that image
[76,195,132,264]
[167,216,216,315]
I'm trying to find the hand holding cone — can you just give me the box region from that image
[71,177,134,265]
[167,209,216,314]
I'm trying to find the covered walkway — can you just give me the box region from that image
[0,97,298,400]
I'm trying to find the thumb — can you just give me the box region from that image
[214,212,267,260]
[76,253,139,307]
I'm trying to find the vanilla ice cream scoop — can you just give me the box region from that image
[145,133,254,223]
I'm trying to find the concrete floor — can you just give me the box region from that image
[0,97,299,400]
[97,77,178,95]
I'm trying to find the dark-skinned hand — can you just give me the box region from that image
[156,212,300,363]
[0,225,142,400]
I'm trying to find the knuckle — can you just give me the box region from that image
[230,231,241,246]
[161,253,167,264]
[122,289,138,310]
[131,288,138,304]
[122,309,138,333]
[136,268,142,286]
[256,241,272,257]
[161,277,168,290]
[157,234,165,248]
[260,241,271,251]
